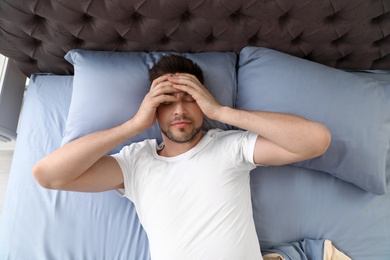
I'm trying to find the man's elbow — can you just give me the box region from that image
[32,161,58,190]
[313,124,331,158]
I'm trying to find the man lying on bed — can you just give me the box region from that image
[33,55,331,260]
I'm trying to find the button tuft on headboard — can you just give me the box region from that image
[372,37,387,48]
[33,38,42,46]
[248,35,259,45]
[160,36,170,45]
[181,11,192,22]
[336,52,352,62]
[83,13,92,20]
[230,10,243,22]
[279,12,290,24]
[324,13,340,24]
[205,34,215,43]
[131,12,143,23]
[291,33,303,45]
[33,15,44,23]
[331,35,346,46]
[371,14,385,25]
[73,37,84,49]
[372,54,390,67]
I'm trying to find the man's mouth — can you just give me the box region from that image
[171,121,191,128]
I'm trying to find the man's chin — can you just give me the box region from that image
[162,127,202,143]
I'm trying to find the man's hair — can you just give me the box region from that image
[149,55,204,84]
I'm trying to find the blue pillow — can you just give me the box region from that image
[237,46,390,194]
[62,49,237,154]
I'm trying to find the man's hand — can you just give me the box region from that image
[165,74,331,166]
[133,75,178,130]
[33,75,183,192]
[167,73,223,120]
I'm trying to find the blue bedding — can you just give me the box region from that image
[251,165,390,259]
[262,239,349,260]
[0,73,389,259]
[0,75,149,259]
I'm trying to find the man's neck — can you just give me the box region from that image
[158,131,203,157]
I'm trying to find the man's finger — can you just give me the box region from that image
[174,73,199,82]
[150,74,174,90]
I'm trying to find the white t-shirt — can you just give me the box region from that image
[112,129,263,260]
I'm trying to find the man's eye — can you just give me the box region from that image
[162,101,173,106]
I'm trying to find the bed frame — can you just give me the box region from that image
[0,0,389,77]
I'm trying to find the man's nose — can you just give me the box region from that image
[173,101,187,115]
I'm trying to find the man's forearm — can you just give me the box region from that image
[216,106,330,156]
[33,119,142,188]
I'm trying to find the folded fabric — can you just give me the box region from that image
[262,239,350,260]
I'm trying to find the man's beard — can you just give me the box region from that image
[161,125,202,143]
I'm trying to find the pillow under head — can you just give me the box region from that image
[62,49,237,154]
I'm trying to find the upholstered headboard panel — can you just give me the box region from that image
[0,0,389,77]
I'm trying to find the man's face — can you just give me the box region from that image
[156,90,203,143]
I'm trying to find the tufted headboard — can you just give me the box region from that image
[0,0,389,77]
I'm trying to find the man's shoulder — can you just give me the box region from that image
[119,138,158,154]
[206,129,258,149]
[206,128,250,139]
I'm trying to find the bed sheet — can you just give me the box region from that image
[252,165,390,259]
[252,70,390,260]
[0,74,150,260]
[0,72,389,259]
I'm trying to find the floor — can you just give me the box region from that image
[0,150,13,218]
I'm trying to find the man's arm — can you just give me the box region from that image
[33,121,137,192]
[33,75,178,192]
[169,73,331,166]
[215,108,331,165]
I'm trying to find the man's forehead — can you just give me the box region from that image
[166,91,190,97]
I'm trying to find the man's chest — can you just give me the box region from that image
[131,154,249,223]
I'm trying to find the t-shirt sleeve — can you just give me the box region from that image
[216,130,260,170]
[111,145,135,200]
